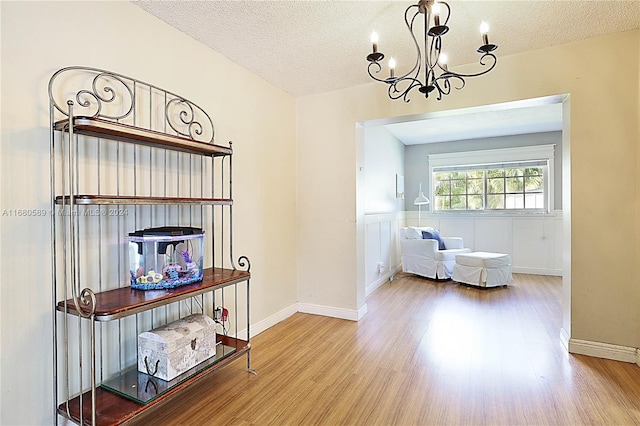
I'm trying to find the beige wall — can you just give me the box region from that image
[296,88,388,313]
[0,2,297,424]
[297,30,640,346]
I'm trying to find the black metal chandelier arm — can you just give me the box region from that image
[405,4,423,78]
[439,1,451,27]
[434,80,447,101]
[367,58,422,86]
[388,76,424,102]
[436,74,465,92]
[425,34,441,75]
[367,33,425,90]
[367,62,393,83]
[443,53,498,79]
[380,8,425,90]
[432,75,459,100]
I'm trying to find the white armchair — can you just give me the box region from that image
[400,227,471,279]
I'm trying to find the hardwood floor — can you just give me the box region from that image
[132,274,640,425]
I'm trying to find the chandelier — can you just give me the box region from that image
[366,0,498,102]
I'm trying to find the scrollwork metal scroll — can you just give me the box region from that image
[237,256,251,273]
[166,98,208,141]
[71,287,97,318]
[48,66,215,144]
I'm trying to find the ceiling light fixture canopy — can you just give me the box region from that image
[366,0,498,102]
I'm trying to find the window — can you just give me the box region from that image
[434,162,546,211]
[434,170,484,210]
[429,145,554,213]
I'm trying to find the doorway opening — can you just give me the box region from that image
[356,94,571,345]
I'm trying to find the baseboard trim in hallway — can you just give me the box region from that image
[568,337,638,363]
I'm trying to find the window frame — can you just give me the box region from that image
[428,145,555,214]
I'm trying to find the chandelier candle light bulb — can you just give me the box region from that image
[389,57,396,78]
[477,20,497,53]
[439,53,448,71]
[367,31,385,62]
[432,2,441,26]
[480,21,490,45]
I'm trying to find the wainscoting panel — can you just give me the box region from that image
[513,218,548,270]
[474,218,512,254]
[438,217,476,250]
[380,220,391,271]
[553,217,563,272]
[365,221,381,290]
[402,211,563,276]
[365,213,403,295]
[365,212,562,299]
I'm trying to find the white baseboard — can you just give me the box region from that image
[365,274,388,297]
[356,303,368,320]
[512,267,562,276]
[365,265,402,296]
[298,302,367,321]
[568,338,638,363]
[238,300,368,340]
[237,303,298,340]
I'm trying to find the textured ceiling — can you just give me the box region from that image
[134,0,640,98]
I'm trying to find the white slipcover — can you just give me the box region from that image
[400,227,471,279]
[453,251,513,287]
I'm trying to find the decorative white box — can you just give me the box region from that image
[137,313,217,381]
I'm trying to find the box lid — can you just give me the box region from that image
[129,226,204,238]
[138,314,215,353]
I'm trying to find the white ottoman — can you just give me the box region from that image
[453,252,512,287]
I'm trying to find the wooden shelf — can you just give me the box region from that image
[57,335,249,426]
[54,117,232,157]
[57,268,250,321]
[55,195,232,206]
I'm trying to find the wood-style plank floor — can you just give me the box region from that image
[131,274,640,425]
